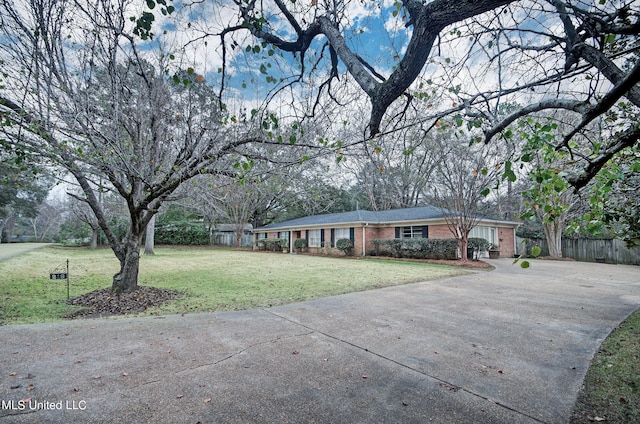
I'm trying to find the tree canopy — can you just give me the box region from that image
[215,0,639,189]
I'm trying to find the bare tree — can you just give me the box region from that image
[346,125,445,210]
[0,0,270,292]
[29,198,66,242]
[431,137,501,261]
[205,0,639,190]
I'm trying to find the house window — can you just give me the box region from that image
[469,226,497,246]
[397,226,427,239]
[335,228,350,245]
[278,231,289,240]
[308,229,322,247]
[257,233,267,239]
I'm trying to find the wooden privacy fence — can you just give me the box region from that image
[213,233,254,248]
[516,237,640,265]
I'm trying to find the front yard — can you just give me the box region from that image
[0,246,469,324]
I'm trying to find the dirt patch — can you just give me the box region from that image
[65,286,181,319]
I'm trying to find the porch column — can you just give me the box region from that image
[290,230,294,254]
[362,224,367,257]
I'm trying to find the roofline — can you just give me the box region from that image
[253,217,520,233]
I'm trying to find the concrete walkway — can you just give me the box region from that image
[1,259,639,423]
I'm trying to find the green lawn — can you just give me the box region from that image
[571,308,640,423]
[0,246,468,324]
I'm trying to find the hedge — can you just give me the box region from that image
[336,238,354,255]
[371,238,458,260]
[155,225,210,245]
[294,238,308,250]
[468,237,490,252]
[256,238,289,251]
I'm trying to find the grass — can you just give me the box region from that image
[0,246,468,324]
[571,308,640,423]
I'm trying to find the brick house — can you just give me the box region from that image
[253,206,520,258]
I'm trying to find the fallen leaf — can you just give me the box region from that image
[20,398,32,403]
[73,388,80,392]
[619,397,628,404]
[176,394,183,399]
[93,375,101,379]
[203,398,212,403]
[9,372,17,376]
[497,370,504,374]
[592,417,605,422]
[122,372,129,377]
[362,375,368,379]
[292,350,299,355]
[10,385,21,389]
[27,373,35,379]
[402,401,409,406]
[27,384,34,391]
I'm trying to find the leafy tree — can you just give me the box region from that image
[516,118,584,257]
[584,147,640,247]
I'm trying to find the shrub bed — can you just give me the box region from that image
[256,238,289,252]
[372,238,458,260]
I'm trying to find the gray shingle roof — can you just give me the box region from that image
[256,206,462,231]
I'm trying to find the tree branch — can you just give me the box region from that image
[484,99,590,142]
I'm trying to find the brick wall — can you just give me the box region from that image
[428,224,453,239]
[255,224,517,258]
[497,227,516,257]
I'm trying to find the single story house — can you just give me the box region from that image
[253,206,520,258]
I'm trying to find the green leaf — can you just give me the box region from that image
[604,34,616,44]
[147,0,155,9]
[531,245,542,257]
[520,260,530,269]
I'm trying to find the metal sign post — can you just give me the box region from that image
[50,260,70,300]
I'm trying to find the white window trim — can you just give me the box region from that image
[308,229,322,247]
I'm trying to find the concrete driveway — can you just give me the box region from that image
[1,259,639,423]
[0,244,50,262]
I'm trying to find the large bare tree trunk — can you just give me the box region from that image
[90,228,99,250]
[144,215,156,255]
[112,233,141,293]
[460,237,469,262]
[543,221,564,258]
